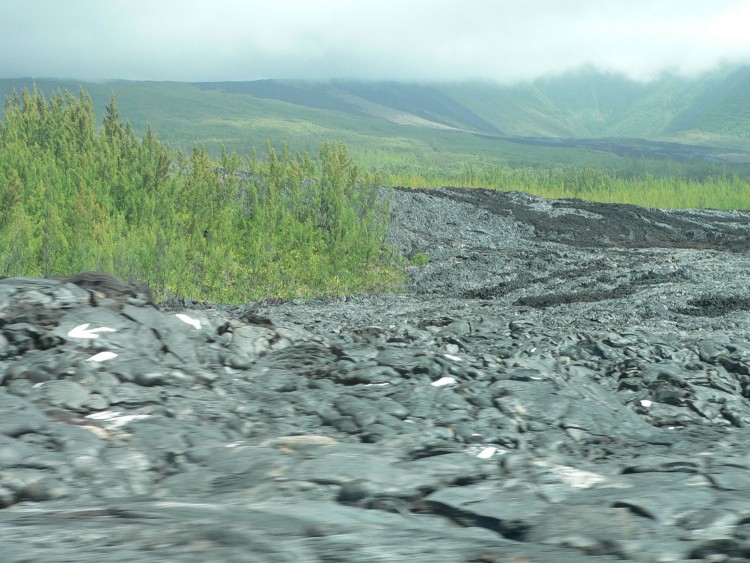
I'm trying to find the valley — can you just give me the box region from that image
[4,65,750,181]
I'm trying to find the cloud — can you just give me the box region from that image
[2,0,750,82]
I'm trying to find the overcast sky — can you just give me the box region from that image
[2,0,750,83]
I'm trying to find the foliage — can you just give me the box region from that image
[378,163,750,211]
[0,86,402,303]
[5,78,750,184]
[2,83,746,310]
[409,253,431,266]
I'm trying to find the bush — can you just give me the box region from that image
[409,252,431,266]
[0,86,403,302]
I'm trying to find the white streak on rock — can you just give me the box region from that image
[86,351,118,362]
[443,354,462,362]
[640,399,653,408]
[86,411,151,428]
[477,447,497,459]
[68,324,117,339]
[552,465,606,489]
[431,376,457,387]
[175,313,202,330]
[86,411,121,420]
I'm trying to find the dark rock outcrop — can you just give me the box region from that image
[2,188,750,561]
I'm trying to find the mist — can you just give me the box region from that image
[2,0,750,83]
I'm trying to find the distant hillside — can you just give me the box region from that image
[192,65,750,143]
[442,65,750,143]
[2,66,750,177]
[192,80,503,134]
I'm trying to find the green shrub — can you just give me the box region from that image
[409,252,431,266]
[0,86,403,302]
[377,163,750,211]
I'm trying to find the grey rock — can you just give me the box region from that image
[2,188,750,561]
[30,380,90,410]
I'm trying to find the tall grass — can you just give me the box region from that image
[0,87,404,303]
[3,86,745,308]
[377,163,750,211]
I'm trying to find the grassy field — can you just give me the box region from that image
[2,78,750,217]
[1,83,748,307]
[3,77,750,182]
[380,165,750,210]
[0,88,404,303]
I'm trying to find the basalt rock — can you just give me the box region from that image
[49,271,156,309]
[2,188,750,562]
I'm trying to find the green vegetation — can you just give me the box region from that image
[378,164,750,211]
[409,253,431,266]
[0,86,402,303]
[1,81,748,306]
[3,74,750,183]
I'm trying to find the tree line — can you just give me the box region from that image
[0,86,401,303]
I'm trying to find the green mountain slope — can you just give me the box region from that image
[440,65,750,143]
[187,66,750,143]
[0,78,627,164]
[439,81,571,136]
[2,66,750,178]
[694,69,750,139]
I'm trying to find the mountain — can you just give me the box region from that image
[192,65,750,143]
[192,80,504,134]
[2,65,750,174]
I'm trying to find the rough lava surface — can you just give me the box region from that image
[2,188,750,562]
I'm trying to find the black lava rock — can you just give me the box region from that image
[3,189,750,561]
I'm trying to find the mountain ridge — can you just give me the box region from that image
[2,65,749,173]
[186,64,750,142]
